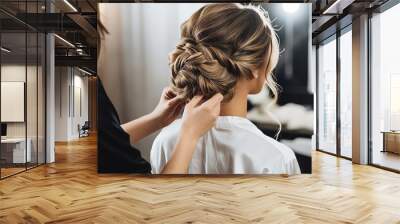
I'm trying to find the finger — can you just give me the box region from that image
[170,99,184,111]
[167,95,184,107]
[183,96,201,114]
[165,89,177,100]
[162,87,176,99]
[161,87,169,100]
[172,102,184,117]
[187,95,203,108]
[199,94,222,117]
[213,101,221,116]
[161,87,169,95]
[202,93,223,108]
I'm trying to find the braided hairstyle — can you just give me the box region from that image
[169,3,279,102]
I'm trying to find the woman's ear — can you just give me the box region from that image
[252,68,261,79]
[250,69,259,79]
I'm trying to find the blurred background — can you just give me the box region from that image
[98,3,313,173]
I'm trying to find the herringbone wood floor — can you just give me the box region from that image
[1,135,400,224]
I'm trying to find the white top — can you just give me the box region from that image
[150,116,301,175]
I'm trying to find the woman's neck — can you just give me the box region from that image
[220,83,248,118]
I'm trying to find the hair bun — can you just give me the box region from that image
[169,38,237,101]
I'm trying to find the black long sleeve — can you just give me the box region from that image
[97,79,151,173]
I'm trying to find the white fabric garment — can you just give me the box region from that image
[150,116,301,175]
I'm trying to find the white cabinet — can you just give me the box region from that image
[1,138,32,163]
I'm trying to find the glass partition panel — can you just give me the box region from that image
[1,30,28,177]
[0,1,46,179]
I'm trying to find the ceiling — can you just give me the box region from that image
[0,0,393,74]
[1,0,97,73]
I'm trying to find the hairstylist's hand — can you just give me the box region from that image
[121,87,184,144]
[151,87,185,127]
[161,93,223,174]
[180,93,224,140]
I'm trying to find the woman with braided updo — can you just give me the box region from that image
[150,3,301,174]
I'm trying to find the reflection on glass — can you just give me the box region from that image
[0,1,46,179]
[340,30,352,158]
[371,3,400,171]
[318,38,337,154]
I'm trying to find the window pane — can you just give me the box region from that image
[318,37,337,154]
[371,3,400,171]
[340,30,352,158]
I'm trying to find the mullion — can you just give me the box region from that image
[25,0,28,171]
[44,0,47,164]
[367,11,373,166]
[316,45,319,151]
[336,30,341,157]
[36,0,39,168]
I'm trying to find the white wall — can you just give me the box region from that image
[1,64,46,164]
[1,65,26,137]
[1,65,37,138]
[55,67,69,141]
[72,73,89,138]
[55,67,89,141]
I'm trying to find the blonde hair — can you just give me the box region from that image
[169,3,280,102]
